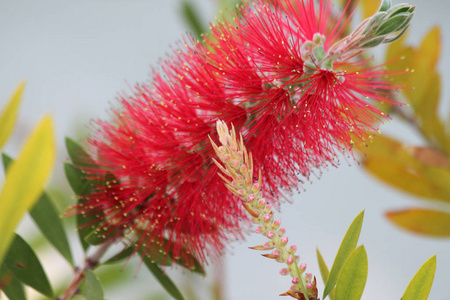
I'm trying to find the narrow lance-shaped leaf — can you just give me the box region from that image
[2,154,73,265]
[64,138,107,251]
[64,163,94,252]
[0,116,55,264]
[104,246,135,265]
[316,248,334,300]
[180,0,205,38]
[2,234,53,297]
[65,137,96,167]
[84,270,104,300]
[387,208,450,237]
[402,255,436,300]
[0,265,26,300]
[142,255,185,300]
[0,82,25,149]
[334,246,368,300]
[323,211,364,299]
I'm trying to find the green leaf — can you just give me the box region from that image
[29,193,74,264]
[143,256,184,300]
[65,137,96,167]
[378,0,391,12]
[3,234,53,297]
[180,0,205,38]
[64,162,94,197]
[323,211,364,299]
[316,248,334,300]
[335,246,368,300]
[85,227,119,246]
[145,238,205,274]
[104,246,135,265]
[2,154,73,265]
[0,116,55,264]
[402,255,436,300]
[64,163,96,251]
[0,265,26,300]
[84,270,104,300]
[0,82,25,149]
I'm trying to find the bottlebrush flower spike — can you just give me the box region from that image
[67,0,413,267]
[210,120,318,299]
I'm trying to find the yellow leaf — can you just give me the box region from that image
[363,158,449,202]
[0,116,56,264]
[407,146,450,169]
[361,0,379,19]
[416,27,441,71]
[363,134,418,165]
[0,82,25,149]
[422,166,450,196]
[386,208,450,237]
[362,135,450,202]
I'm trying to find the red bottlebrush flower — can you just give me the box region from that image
[68,0,413,265]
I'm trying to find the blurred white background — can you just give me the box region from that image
[0,0,449,299]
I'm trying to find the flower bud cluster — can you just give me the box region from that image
[326,0,414,64]
[210,120,317,300]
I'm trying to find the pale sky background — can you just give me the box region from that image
[0,0,449,299]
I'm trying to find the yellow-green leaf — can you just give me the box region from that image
[317,248,334,300]
[386,209,450,237]
[84,270,104,300]
[402,255,436,300]
[0,82,25,149]
[323,211,364,299]
[0,116,55,264]
[334,246,368,300]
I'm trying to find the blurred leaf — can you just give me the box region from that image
[415,27,440,72]
[2,234,53,297]
[29,193,74,265]
[402,255,436,300]
[385,30,414,84]
[361,0,379,19]
[142,255,184,300]
[180,0,205,38]
[149,238,205,274]
[0,82,25,149]
[386,209,450,237]
[94,263,134,289]
[323,211,364,299]
[0,265,26,300]
[84,270,104,300]
[65,137,96,167]
[64,162,94,197]
[2,153,73,265]
[407,146,450,169]
[316,248,334,300]
[0,116,55,264]
[362,135,450,202]
[65,138,110,252]
[64,163,93,252]
[334,246,368,300]
[386,27,448,152]
[104,246,135,265]
[85,227,119,247]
